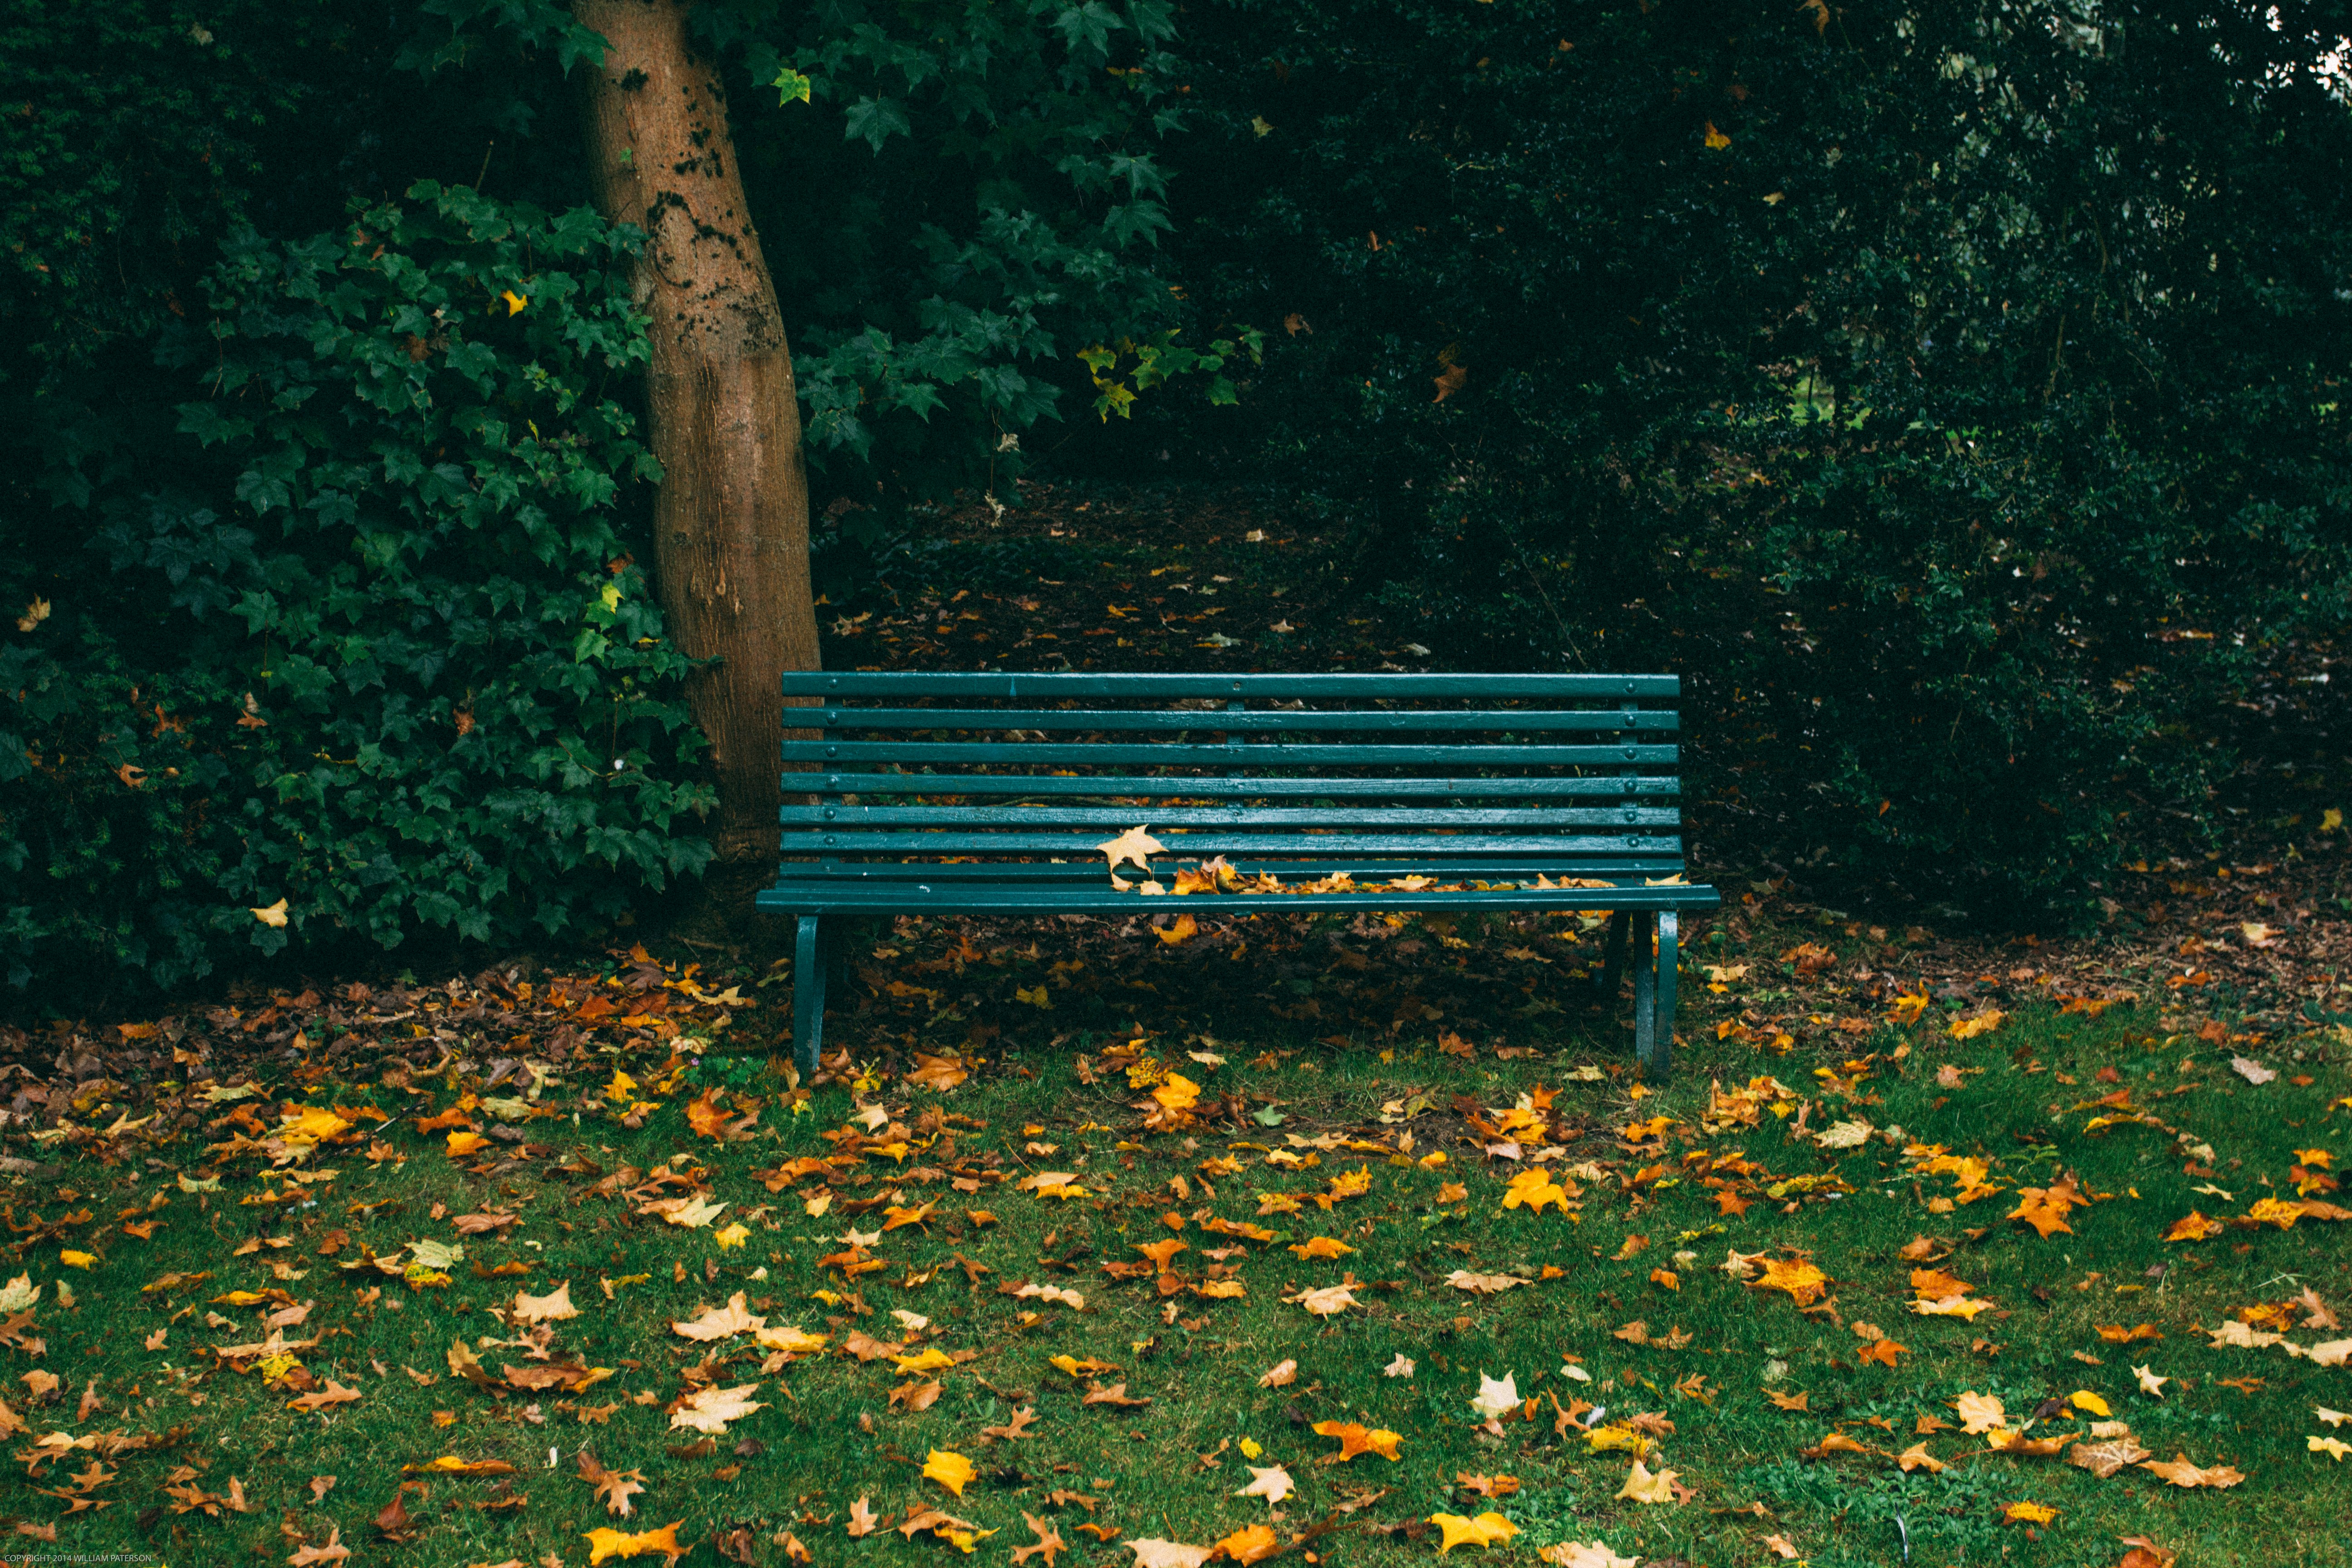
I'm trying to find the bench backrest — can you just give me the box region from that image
[775,672,1686,883]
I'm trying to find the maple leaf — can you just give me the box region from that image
[2134,1365,2170,1398]
[579,1451,647,1517]
[2096,1323,2162,1343]
[1455,1472,1521,1498]
[673,1291,763,1342]
[1014,1513,1069,1566]
[2311,1436,2352,1462]
[1750,1257,1828,1307]
[1286,1284,1357,1316]
[1255,1359,1299,1387]
[287,1380,361,1412]
[1765,1390,1810,1411]
[1445,1269,1530,1295]
[1082,1381,1150,1408]
[1127,1541,1214,1568]
[1911,1294,1996,1321]
[980,1407,1039,1441]
[1539,1545,1637,1568]
[924,1449,979,1497]
[1894,1443,1944,1473]
[848,1496,884,1538]
[1312,1420,1403,1462]
[1288,1236,1354,1260]
[2001,1502,2058,1525]
[287,1525,352,1566]
[669,1383,767,1436]
[1235,1465,1294,1506]
[1384,1354,1416,1378]
[909,1054,970,1093]
[2164,1210,2224,1242]
[1097,826,1165,874]
[1501,1170,1568,1214]
[1468,1371,1520,1421]
[1954,1392,2007,1435]
[2139,1452,2245,1489]
[1429,1513,1518,1553]
[2007,1186,2077,1239]
[583,1521,688,1565]
[2068,1438,2152,1478]
[511,1282,578,1324]
[1613,1459,1678,1504]
[1049,1354,1120,1377]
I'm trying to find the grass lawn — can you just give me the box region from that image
[11,905,2352,1568]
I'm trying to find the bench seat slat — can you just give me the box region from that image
[774,856,1690,882]
[784,741,1679,766]
[813,707,1677,733]
[778,831,1679,856]
[780,806,1680,829]
[787,673,1679,699]
[758,883,1720,916]
[787,772,1682,799]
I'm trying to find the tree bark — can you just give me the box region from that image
[575,0,815,879]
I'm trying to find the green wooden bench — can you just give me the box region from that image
[758,673,1717,1079]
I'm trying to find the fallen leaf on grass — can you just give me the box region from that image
[1126,1540,1213,1568]
[1429,1513,1518,1553]
[1257,1359,1298,1387]
[1013,1513,1068,1565]
[1538,1544,1637,1568]
[583,1522,687,1565]
[924,1449,978,1498]
[2139,1452,2245,1488]
[287,1526,353,1566]
[668,1384,767,1436]
[1312,1420,1402,1461]
[1235,1466,1294,1505]
[2068,1438,2153,1478]
[1614,1459,1679,1503]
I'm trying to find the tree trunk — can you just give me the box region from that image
[575,0,816,889]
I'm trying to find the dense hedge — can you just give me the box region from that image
[1,185,712,993]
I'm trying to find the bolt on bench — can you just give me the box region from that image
[758,673,1718,1079]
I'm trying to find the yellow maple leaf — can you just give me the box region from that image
[1311,1420,1401,1461]
[1097,825,1164,874]
[1702,122,1731,150]
[250,898,289,927]
[1750,1257,1828,1307]
[924,1448,978,1497]
[2001,1502,2058,1525]
[1613,1459,1678,1503]
[1429,1514,1519,1553]
[583,1521,685,1564]
[58,1250,95,1271]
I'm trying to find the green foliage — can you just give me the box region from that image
[718,0,1241,520]
[0,183,710,993]
[1143,0,2352,917]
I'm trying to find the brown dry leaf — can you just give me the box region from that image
[1455,1473,1520,1498]
[848,1496,885,1537]
[1765,1390,1810,1411]
[673,1291,762,1343]
[1013,1513,1068,1566]
[1257,1359,1298,1387]
[309,1476,336,1504]
[1082,1381,1151,1409]
[2068,1438,2153,1479]
[578,1451,647,1518]
[512,1282,578,1324]
[2139,1452,2245,1489]
[980,1407,1039,1441]
[1894,1443,1943,1474]
[287,1526,353,1566]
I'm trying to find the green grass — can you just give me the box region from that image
[14,915,2352,1568]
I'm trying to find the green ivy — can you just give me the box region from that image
[0,182,711,992]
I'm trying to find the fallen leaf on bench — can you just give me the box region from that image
[1097,826,1164,873]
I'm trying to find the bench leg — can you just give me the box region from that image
[1641,909,1678,1081]
[1595,911,1630,1004]
[1631,911,1657,1069]
[793,914,827,1081]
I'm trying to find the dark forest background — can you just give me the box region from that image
[5,0,2348,996]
